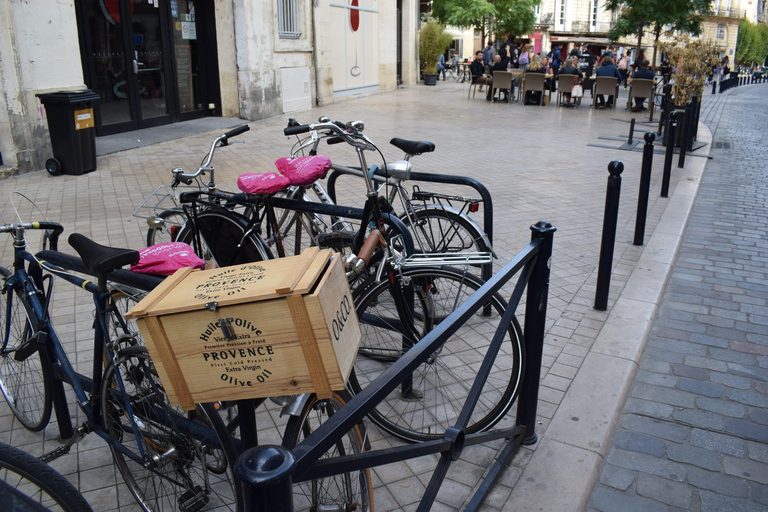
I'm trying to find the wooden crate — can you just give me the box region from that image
[125,248,361,410]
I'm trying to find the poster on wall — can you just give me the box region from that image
[330,0,379,96]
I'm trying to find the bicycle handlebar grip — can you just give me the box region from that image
[224,125,250,140]
[356,230,384,271]
[284,124,310,136]
[38,222,64,251]
[327,136,345,145]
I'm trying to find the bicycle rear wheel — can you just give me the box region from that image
[176,207,273,267]
[348,267,524,443]
[402,207,492,256]
[101,346,239,511]
[282,390,373,512]
[0,441,93,511]
[0,268,52,432]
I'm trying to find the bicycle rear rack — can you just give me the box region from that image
[401,251,493,268]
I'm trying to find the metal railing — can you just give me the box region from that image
[235,221,557,511]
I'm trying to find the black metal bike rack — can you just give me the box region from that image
[235,221,556,511]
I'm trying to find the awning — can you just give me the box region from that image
[550,36,613,44]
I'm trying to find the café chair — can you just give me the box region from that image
[592,76,619,109]
[556,74,581,106]
[626,78,654,111]
[491,71,513,103]
[521,73,546,106]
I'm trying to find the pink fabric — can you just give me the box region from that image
[130,242,206,276]
[274,155,332,186]
[237,172,291,194]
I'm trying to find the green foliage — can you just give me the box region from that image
[736,20,768,66]
[431,0,540,37]
[419,20,454,74]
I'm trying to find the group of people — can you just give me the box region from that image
[464,39,657,111]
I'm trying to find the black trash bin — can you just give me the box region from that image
[37,90,100,176]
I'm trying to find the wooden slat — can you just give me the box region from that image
[275,246,319,294]
[125,267,194,318]
[287,294,331,398]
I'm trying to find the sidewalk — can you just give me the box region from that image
[587,85,768,511]
[0,79,737,511]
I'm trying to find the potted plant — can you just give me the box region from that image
[419,20,453,86]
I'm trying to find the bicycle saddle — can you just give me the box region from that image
[68,233,140,274]
[390,138,435,156]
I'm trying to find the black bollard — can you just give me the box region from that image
[628,118,635,145]
[595,161,624,311]
[634,133,656,246]
[678,102,692,168]
[689,95,700,145]
[661,111,677,198]
[236,445,296,511]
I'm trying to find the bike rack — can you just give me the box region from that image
[325,166,496,286]
[235,221,556,511]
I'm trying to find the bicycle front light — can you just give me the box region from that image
[147,217,165,230]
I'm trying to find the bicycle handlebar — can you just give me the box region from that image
[170,125,249,187]
[221,125,250,145]
[1,222,64,249]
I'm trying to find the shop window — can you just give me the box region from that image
[278,0,301,39]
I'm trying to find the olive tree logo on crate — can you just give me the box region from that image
[199,316,275,388]
[193,264,266,301]
[332,295,353,341]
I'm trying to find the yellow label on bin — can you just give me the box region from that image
[74,108,94,130]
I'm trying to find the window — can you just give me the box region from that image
[278,0,301,39]
[559,0,566,25]
[591,0,598,27]
[716,24,725,39]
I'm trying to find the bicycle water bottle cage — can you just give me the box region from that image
[237,172,291,194]
[274,155,332,186]
[389,138,436,158]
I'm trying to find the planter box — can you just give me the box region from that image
[125,248,361,409]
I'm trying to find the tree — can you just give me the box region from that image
[736,20,768,67]
[420,20,455,74]
[605,0,711,69]
[431,0,540,43]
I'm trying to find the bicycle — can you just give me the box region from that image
[0,441,93,511]
[0,221,240,511]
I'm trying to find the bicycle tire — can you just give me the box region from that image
[282,390,373,512]
[146,209,188,247]
[401,207,492,256]
[101,346,238,511]
[176,207,273,267]
[0,441,93,511]
[348,266,524,443]
[0,267,52,432]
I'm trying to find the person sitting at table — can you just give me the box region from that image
[595,55,622,108]
[559,56,584,106]
[449,50,459,73]
[490,54,511,101]
[470,50,491,93]
[541,56,555,92]
[629,59,655,111]
[497,47,510,69]
[523,53,545,105]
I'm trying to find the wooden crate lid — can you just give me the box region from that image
[126,247,331,318]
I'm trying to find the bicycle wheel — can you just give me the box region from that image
[146,209,187,247]
[101,346,238,511]
[402,207,491,255]
[348,267,524,442]
[0,268,52,432]
[0,441,93,511]
[282,390,373,512]
[176,207,273,267]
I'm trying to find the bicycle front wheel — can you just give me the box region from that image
[176,207,273,267]
[282,390,373,512]
[0,268,52,432]
[146,209,188,247]
[348,267,524,442]
[402,207,492,256]
[101,346,239,511]
[0,441,93,511]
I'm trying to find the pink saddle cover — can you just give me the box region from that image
[274,155,332,186]
[237,172,292,194]
[130,242,206,276]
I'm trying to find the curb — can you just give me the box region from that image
[504,123,713,511]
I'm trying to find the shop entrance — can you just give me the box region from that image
[75,0,220,135]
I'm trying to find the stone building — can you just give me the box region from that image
[0,0,420,175]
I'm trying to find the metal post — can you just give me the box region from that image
[594,161,624,311]
[633,133,655,246]
[516,221,556,444]
[678,103,692,168]
[689,95,699,146]
[236,445,296,512]
[661,111,677,198]
[627,118,635,145]
[658,84,673,136]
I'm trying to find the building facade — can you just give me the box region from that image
[0,0,419,175]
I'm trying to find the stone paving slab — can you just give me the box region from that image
[0,79,727,511]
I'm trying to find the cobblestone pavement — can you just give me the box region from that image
[0,79,752,511]
[588,86,768,511]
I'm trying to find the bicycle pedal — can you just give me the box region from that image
[178,485,209,512]
[39,445,71,464]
